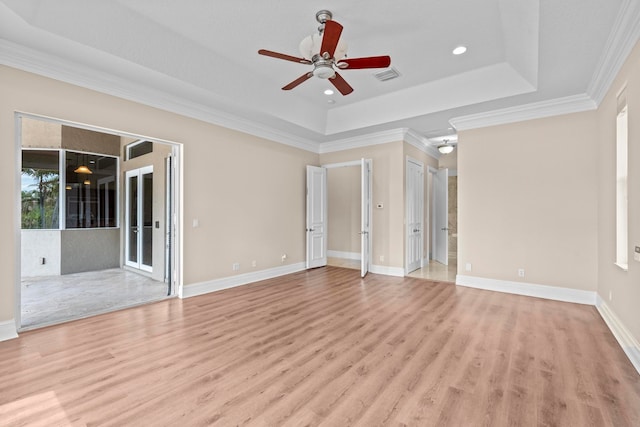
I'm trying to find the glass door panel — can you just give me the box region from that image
[125,167,152,272]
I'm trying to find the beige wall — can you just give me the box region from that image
[458,111,599,291]
[321,142,404,269]
[458,38,640,348]
[596,41,640,342]
[1,65,318,323]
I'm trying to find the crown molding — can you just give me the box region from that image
[587,0,640,104]
[318,128,406,154]
[403,129,442,160]
[318,127,440,159]
[0,40,320,153]
[449,93,597,131]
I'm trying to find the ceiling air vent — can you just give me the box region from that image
[373,67,400,82]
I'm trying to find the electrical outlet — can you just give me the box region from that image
[232,263,240,271]
[465,262,472,272]
[518,269,525,278]
[281,254,287,263]
[251,260,257,268]
[380,255,385,262]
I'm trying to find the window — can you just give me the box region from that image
[126,140,153,160]
[21,149,119,230]
[21,150,60,229]
[615,92,628,269]
[65,151,118,228]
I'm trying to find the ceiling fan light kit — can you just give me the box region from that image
[258,10,391,95]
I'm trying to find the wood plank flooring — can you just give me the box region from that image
[0,267,639,426]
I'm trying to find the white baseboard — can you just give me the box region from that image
[455,275,597,305]
[370,264,405,277]
[327,250,360,261]
[180,262,306,299]
[0,319,18,342]
[596,295,640,375]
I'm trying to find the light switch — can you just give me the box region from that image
[192,218,199,228]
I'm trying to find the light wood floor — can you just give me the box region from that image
[1,267,639,426]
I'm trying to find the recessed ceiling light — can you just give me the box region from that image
[327,99,336,104]
[324,89,334,95]
[452,46,467,55]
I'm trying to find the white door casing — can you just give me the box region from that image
[434,168,449,266]
[360,159,372,278]
[406,158,424,274]
[306,165,327,269]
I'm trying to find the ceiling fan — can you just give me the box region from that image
[258,10,391,95]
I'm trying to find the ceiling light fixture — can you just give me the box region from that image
[74,154,93,174]
[324,89,334,95]
[438,139,455,154]
[452,46,467,55]
[74,165,92,174]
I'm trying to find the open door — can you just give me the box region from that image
[306,165,327,269]
[360,159,372,277]
[406,159,424,273]
[433,168,449,265]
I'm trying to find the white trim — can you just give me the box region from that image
[319,128,405,154]
[0,319,18,342]
[596,295,640,375]
[0,40,319,154]
[587,0,640,104]
[180,262,306,299]
[322,160,362,169]
[449,94,597,131]
[369,264,405,277]
[455,275,597,305]
[327,250,361,261]
[404,130,442,160]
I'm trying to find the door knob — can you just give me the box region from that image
[441,227,449,231]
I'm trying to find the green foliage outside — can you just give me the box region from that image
[21,168,59,229]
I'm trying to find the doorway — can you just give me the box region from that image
[16,114,182,330]
[407,167,457,282]
[125,166,153,272]
[307,159,372,278]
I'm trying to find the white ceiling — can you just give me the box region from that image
[1,0,638,152]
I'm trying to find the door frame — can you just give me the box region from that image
[14,112,184,333]
[433,168,449,266]
[405,157,424,275]
[318,159,373,276]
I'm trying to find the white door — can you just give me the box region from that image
[434,168,449,265]
[406,159,424,273]
[306,165,327,269]
[125,166,153,272]
[360,159,372,277]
